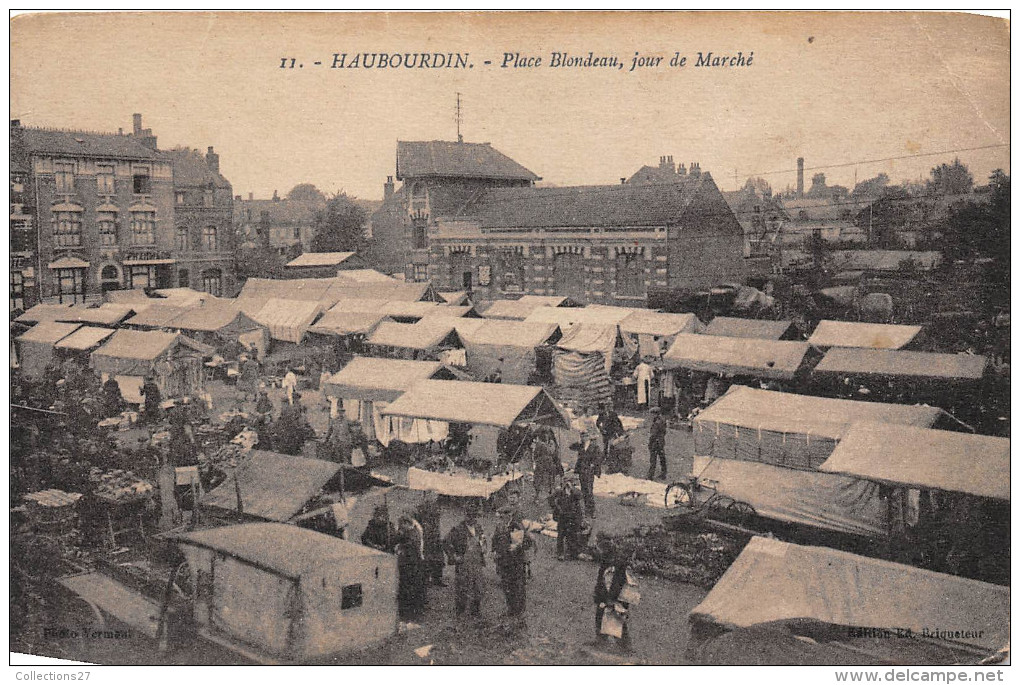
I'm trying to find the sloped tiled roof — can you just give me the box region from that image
[461,175,707,229]
[22,128,159,160]
[286,252,358,268]
[167,147,231,189]
[396,140,539,181]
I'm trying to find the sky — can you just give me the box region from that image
[11,11,1010,201]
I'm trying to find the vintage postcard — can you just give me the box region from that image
[8,10,1010,672]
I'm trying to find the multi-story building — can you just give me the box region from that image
[14,114,234,304]
[10,119,37,311]
[372,140,746,304]
[234,190,323,259]
[167,146,234,296]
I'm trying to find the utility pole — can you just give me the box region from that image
[456,92,463,143]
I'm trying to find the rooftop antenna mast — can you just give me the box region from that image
[456,92,463,143]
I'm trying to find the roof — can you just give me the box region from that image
[555,323,619,354]
[695,386,944,440]
[308,311,389,337]
[662,334,813,380]
[54,326,115,350]
[15,303,75,324]
[286,252,358,268]
[238,277,439,307]
[173,302,262,334]
[381,379,568,428]
[339,269,397,283]
[705,317,793,340]
[819,423,1009,501]
[171,522,388,581]
[166,147,231,189]
[808,320,922,350]
[461,175,707,229]
[125,304,189,329]
[54,304,134,326]
[417,305,475,319]
[18,321,81,344]
[518,295,573,307]
[366,321,460,351]
[323,357,450,402]
[153,287,221,308]
[235,197,324,226]
[201,450,342,521]
[482,299,555,321]
[249,298,324,343]
[813,348,988,381]
[460,320,560,348]
[830,250,942,272]
[396,140,539,181]
[619,310,704,337]
[22,127,160,160]
[437,291,469,306]
[690,536,1008,653]
[92,329,213,362]
[524,306,634,328]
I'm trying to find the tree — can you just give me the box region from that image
[942,170,1009,263]
[287,183,327,205]
[852,172,890,199]
[310,193,368,253]
[234,244,285,283]
[743,177,772,196]
[928,158,973,196]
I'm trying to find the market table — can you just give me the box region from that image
[407,467,524,499]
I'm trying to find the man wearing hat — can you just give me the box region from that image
[443,503,487,617]
[492,506,534,618]
[574,429,602,518]
[647,406,668,481]
[550,478,585,561]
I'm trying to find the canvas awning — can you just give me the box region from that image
[813,348,988,381]
[285,251,357,268]
[322,358,454,402]
[125,304,189,329]
[695,386,944,440]
[808,320,922,349]
[54,304,134,326]
[661,334,813,380]
[18,321,81,345]
[201,450,343,521]
[54,325,115,351]
[91,330,214,376]
[705,316,793,340]
[460,320,561,348]
[15,303,74,324]
[619,310,704,337]
[308,311,389,337]
[367,321,462,351]
[690,536,1008,653]
[524,305,633,328]
[248,298,324,343]
[47,256,91,269]
[819,422,1009,501]
[380,379,568,428]
[555,323,618,354]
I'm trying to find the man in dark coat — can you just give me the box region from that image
[647,407,668,480]
[414,492,447,586]
[101,377,124,418]
[550,480,585,561]
[361,505,396,553]
[574,430,602,518]
[396,515,427,620]
[596,404,624,457]
[593,535,634,651]
[142,377,162,424]
[443,504,486,617]
[492,507,535,619]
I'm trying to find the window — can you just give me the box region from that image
[55,267,86,303]
[203,190,214,208]
[100,265,121,292]
[131,211,156,245]
[98,212,118,246]
[10,271,25,312]
[175,225,190,251]
[178,269,189,288]
[293,226,301,240]
[53,211,83,248]
[132,172,151,195]
[201,268,223,297]
[615,252,646,297]
[496,249,525,292]
[341,583,363,610]
[553,251,586,301]
[97,164,115,194]
[55,162,75,193]
[202,225,218,251]
[11,221,32,253]
[128,265,155,290]
[412,219,428,250]
[412,264,428,282]
[175,192,185,205]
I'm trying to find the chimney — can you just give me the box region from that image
[272,189,280,203]
[133,113,143,135]
[248,192,254,201]
[10,119,20,128]
[206,146,220,173]
[384,175,395,201]
[677,163,686,176]
[689,162,701,178]
[118,128,123,136]
[797,157,805,198]
[620,178,626,185]
[235,195,241,201]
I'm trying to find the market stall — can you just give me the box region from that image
[365,320,465,363]
[704,316,793,340]
[91,329,214,400]
[246,297,325,345]
[15,321,81,380]
[807,320,923,350]
[459,319,561,384]
[660,333,816,381]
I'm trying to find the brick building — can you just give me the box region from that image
[10,120,36,311]
[167,146,235,296]
[13,114,235,305]
[234,190,324,259]
[372,140,746,304]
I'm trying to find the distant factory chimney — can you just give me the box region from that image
[133,113,143,135]
[206,146,220,173]
[384,175,395,201]
[797,157,805,198]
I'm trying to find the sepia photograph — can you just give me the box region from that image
[8,10,1010,671]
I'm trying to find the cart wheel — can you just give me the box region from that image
[727,500,757,525]
[664,482,694,509]
[704,494,735,511]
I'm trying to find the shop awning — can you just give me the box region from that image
[308,311,389,337]
[47,257,91,269]
[619,310,704,337]
[460,320,561,348]
[661,334,813,380]
[18,321,81,344]
[322,357,455,402]
[367,320,462,351]
[705,316,793,340]
[808,320,922,350]
[381,379,568,428]
[813,348,988,381]
[54,325,115,351]
[690,536,1008,653]
[247,298,324,343]
[819,422,1009,501]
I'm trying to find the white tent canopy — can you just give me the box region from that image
[808,320,922,350]
[380,379,568,428]
[691,536,1008,653]
[819,422,1009,501]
